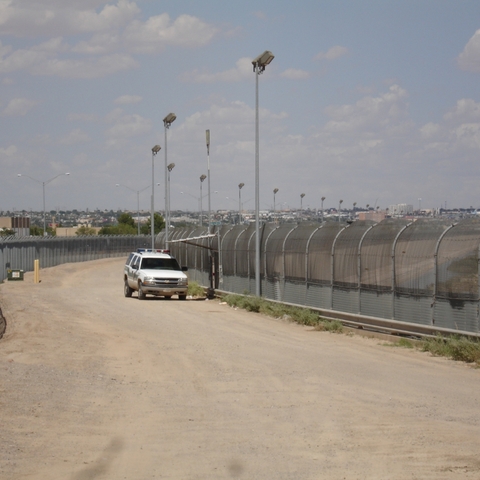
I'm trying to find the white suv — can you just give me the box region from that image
[124,249,188,300]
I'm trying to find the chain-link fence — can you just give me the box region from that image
[165,218,480,335]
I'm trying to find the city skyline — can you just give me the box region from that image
[1,1,480,214]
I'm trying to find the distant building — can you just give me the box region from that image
[0,216,30,236]
[56,226,102,237]
[389,204,413,216]
[357,211,386,222]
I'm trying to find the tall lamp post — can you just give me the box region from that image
[115,183,149,235]
[17,172,70,236]
[151,145,161,249]
[238,182,245,224]
[300,193,305,220]
[163,113,176,246]
[166,162,175,239]
[200,174,207,227]
[338,199,343,222]
[273,188,279,223]
[205,130,212,232]
[321,196,326,223]
[252,49,274,297]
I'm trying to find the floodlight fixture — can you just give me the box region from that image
[252,50,275,72]
[163,113,176,128]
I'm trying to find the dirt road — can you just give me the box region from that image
[1,258,479,479]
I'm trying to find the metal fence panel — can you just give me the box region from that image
[360,291,393,319]
[434,299,479,332]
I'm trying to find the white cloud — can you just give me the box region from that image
[114,95,142,105]
[67,112,100,122]
[105,109,152,147]
[0,144,17,156]
[457,29,480,72]
[181,57,252,83]
[443,98,480,123]
[2,97,38,116]
[58,128,90,145]
[31,53,138,78]
[315,45,348,61]
[280,68,310,80]
[124,13,218,54]
[0,0,140,37]
[323,84,411,134]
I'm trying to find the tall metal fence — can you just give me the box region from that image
[164,218,480,335]
[0,235,151,283]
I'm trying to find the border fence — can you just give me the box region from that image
[164,218,480,336]
[0,235,150,283]
[2,218,480,336]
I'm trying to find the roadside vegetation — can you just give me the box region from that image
[221,293,343,333]
[222,293,480,367]
[421,335,480,365]
[187,281,205,298]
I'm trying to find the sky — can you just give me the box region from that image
[1,0,480,215]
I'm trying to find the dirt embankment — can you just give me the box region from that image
[1,258,480,480]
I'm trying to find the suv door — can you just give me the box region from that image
[127,254,140,287]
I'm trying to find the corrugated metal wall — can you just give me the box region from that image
[0,235,149,283]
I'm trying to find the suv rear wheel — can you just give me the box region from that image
[138,282,146,300]
[124,280,133,298]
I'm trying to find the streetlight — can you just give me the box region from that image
[253,49,274,297]
[300,193,305,219]
[163,113,176,246]
[17,172,70,236]
[115,183,149,235]
[338,199,343,222]
[205,130,211,232]
[200,174,207,227]
[418,197,422,214]
[273,188,279,223]
[321,196,326,223]
[166,162,175,237]
[151,144,161,249]
[238,182,245,224]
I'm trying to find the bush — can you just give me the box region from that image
[422,335,480,365]
[188,281,205,298]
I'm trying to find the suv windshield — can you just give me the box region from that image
[140,258,181,271]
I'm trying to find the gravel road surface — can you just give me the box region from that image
[1,258,479,479]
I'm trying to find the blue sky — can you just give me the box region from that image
[1,0,480,214]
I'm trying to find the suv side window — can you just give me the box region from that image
[131,255,140,269]
[126,253,135,266]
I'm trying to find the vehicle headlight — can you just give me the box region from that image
[178,278,187,286]
[143,277,156,285]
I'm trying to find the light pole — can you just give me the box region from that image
[238,182,245,224]
[338,199,343,222]
[200,174,207,227]
[353,201,357,220]
[166,162,175,238]
[205,130,211,233]
[151,144,161,249]
[300,193,305,219]
[321,196,326,223]
[418,197,422,213]
[17,172,70,236]
[273,188,279,223]
[253,49,274,297]
[115,183,149,235]
[163,113,176,246]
